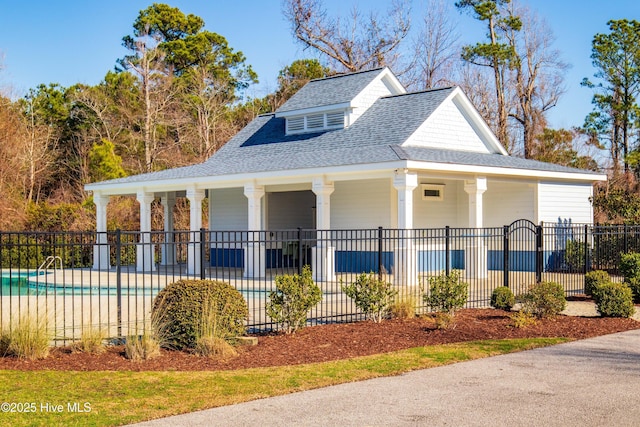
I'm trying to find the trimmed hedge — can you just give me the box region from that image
[518,281,566,319]
[593,282,635,318]
[584,270,610,297]
[490,286,515,311]
[152,280,248,350]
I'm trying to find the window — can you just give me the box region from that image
[421,184,444,201]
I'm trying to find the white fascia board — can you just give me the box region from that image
[274,102,351,118]
[405,160,607,182]
[450,88,508,155]
[375,67,406,95]
[85,162,410,196]
[85,158,606,197]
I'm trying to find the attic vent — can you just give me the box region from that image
[306,113,324,129]
[326,111,344,127]
[287,116,304,133]
[285,109,347,135]
[421,184,444,201]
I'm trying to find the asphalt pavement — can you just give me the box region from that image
[130,327,640,427]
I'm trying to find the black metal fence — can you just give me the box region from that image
[0,221,634,343]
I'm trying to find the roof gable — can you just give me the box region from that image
[403,87,500,154]
[275,67,405,118]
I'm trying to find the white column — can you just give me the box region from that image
[464,177,488,279]
[243,183,265,278]
[311,177,335,282]
[186,188,206,275]
[136,191,155,272]
[393,171,418,285]
[92,192,111,270]
[160,193,176,266]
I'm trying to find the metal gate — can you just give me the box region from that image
[503,219,543,295]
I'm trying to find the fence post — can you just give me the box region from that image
[115,229,122,338]
[503,225,509,288]
[378,226,383,281]
[624,224,629,253]
[297,227,303,276]
[445,226,451,276]
[535,225,543,284]
[584,224,589,277]
[200,228,206,280]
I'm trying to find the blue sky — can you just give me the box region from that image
[0,0,639,130]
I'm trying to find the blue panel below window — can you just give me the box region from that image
[210,248,244,268]
[417,250,465,271]
[488,250,536,272]
[335,251,393,273]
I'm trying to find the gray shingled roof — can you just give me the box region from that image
[91,86,599,188]
[276,68,385,113]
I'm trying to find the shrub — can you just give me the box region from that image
[152,279,248,349]
[3,313,51,360]
[627,277,640,303]
[593,282,635,318]
[620,252,640,280]
[509,311,536,328]
[266,265,322,334]
[518,281,566,319]
[423,270,468,316]
[565,239,588,271]
[342,272,397,323]
[490,286,515,311]
[584,270,610,297]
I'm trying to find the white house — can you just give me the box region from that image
[85,67,606,283]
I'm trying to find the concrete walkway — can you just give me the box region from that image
[131,327,640,426]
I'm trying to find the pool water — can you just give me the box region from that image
[0,272,46,296]
[1,273,269,298]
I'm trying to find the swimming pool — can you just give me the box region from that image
[1,272,271,299]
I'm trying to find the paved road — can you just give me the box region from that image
[131,328,640,427]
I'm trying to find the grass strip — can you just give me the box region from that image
[0,337,567,427]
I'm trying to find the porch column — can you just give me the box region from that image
[186,188,205,275]
[92,192,111,270]
[312,177,335,282]
[464,177,488,279]
[244,183,265,278]
[160,193,176,266]
[393,171,418,286]
[136,191,155,272]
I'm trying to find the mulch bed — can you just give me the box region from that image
[2,307,639,372]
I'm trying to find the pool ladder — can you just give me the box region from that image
[37,256,63,275]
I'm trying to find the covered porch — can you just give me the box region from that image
[89,169,550,285]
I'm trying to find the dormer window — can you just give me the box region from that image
[285,110,345,135]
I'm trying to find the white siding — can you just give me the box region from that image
[209,188,247,230]
[348,78,394,125]
[537,182,594,224]
[484,181,535,227]
[413,179,466,228]
[331,179,392,228]
[404,99,491,153]
[267,191,315,230]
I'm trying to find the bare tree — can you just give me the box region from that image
[505,5,568,158]
[408,0,461,90]
[283,0,411,72]
[19,97,57,204]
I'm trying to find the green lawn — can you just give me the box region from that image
[0,338,567,427]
